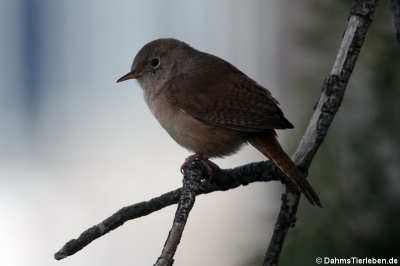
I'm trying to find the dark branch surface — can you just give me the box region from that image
[390,0,400,44]
[54,161,284,260]
[263,1,378,265]
[153,160,205,266]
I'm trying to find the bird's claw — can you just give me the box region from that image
[180,153,220,180]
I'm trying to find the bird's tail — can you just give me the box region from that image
[249,133,322,207]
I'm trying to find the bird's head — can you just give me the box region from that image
[117,38,193,94]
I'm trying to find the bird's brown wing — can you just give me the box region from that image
[165,67,294,132]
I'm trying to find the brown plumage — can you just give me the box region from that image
[117,38,321,207]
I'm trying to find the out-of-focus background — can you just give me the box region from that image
[1,1,399,266]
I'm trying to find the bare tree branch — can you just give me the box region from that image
[390,0,400,44]
[263,1,379,265]
[54,161,285,260]
[153,160,206,266]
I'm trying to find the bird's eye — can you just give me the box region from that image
[150,58,160,68]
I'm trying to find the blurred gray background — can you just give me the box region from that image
[1,1,282,266]
[1,1,399,266]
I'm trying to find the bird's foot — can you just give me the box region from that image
[180,153,203,173]
[180,153,220,180]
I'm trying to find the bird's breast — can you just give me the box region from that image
[144,91,246,158]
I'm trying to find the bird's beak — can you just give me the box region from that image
[116,71,142,83]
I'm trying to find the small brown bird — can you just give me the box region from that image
[117,38,321,207]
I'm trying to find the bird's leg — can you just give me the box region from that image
[180,153,202,173]
[202,158,220,175]
[180,153,220,179]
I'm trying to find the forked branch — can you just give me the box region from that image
[54,161,284,260]
[264,0,378,265]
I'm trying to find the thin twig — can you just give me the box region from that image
[390,0,400,44]
[54,161,284,260]
[153,160,206,266]
[263,1,379,265]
